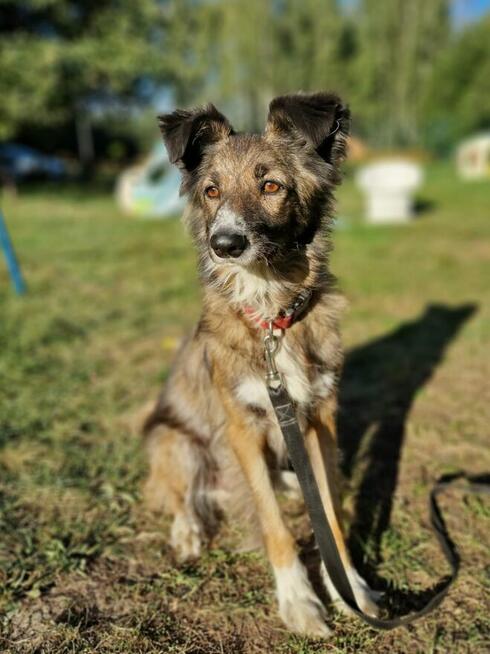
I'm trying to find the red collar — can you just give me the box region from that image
[243,290,313,331]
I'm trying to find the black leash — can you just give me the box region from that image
[263,329,489,629]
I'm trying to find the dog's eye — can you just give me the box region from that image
[262,181,281,194]
[205,185,220,199]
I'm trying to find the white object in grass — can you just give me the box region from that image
[357,159,423,224]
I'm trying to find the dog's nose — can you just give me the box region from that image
[210,231,249,258]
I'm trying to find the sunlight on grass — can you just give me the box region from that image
[1,163,489,653]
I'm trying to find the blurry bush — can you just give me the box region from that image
[421,15,490,155]
[0,0,203,176]
[0,0,488,177]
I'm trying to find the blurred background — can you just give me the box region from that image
[0,0,489,186]
[1,2,490,653]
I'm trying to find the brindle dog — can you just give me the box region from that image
[142,92,378,636]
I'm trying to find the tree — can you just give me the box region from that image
[191,0,454,147]
[350,0,451,147]
[192,0,345,131]
[2,0,485,164]
[273,0,343,95]
[0,0,206,168]
[422,15,490,152]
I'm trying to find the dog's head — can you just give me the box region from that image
[158,92,349,276]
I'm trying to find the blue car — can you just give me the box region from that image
[0,143,66,182]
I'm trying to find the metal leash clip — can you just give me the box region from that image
[263,320,282,390]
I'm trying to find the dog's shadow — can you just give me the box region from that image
[334,302,477,614]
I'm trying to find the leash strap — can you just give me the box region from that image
[268,384,490,629]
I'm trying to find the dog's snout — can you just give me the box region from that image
[210,231,249,259]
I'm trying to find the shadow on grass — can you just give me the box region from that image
[413,197,435,216]
[337,302,477,614]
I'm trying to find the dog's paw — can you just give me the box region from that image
[275,558,331,638]
[170,513,202,563]
[321,563,380,618]
[279,592,331,638]
[349,569,380,618]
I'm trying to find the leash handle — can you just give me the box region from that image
[268,384,489,630]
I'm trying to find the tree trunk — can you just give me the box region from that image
[75,111,95,179]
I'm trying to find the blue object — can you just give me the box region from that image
[0,143,66,182]
[0,208,27,294]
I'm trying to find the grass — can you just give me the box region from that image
[0,162,489,653]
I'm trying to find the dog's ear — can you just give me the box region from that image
[266,92,350,164]
[158,104,234,176]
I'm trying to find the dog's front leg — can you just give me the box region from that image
[306,403,379,617]
[220,393,330,637]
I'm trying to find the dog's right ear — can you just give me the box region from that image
[158,104,234,179]
[265,92,349,166]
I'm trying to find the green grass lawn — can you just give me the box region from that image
[1,163,489,653]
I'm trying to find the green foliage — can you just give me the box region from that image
[191,0,346,130]
[0,35,61,140]
[169,0,489,148]
[350,0,451,146]
[422,15,490,153]
[0,0,172,140]
[0,0,489,154]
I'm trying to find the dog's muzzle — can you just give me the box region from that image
[210,230,249,259]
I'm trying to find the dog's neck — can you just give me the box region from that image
[201,232,332,322]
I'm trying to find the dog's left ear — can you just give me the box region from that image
[266,92,350,165]
[158,104,234,184]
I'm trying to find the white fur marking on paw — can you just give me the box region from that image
[321,562,380,618]
[274,557,330,637]
[170,513,202,562]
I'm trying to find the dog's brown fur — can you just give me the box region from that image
[142,93,378,636]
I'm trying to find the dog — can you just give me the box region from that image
[142,92,379,636]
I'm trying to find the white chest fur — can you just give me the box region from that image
[234,341,335,465]
[275,339,311,405]
[235,337,335,411]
